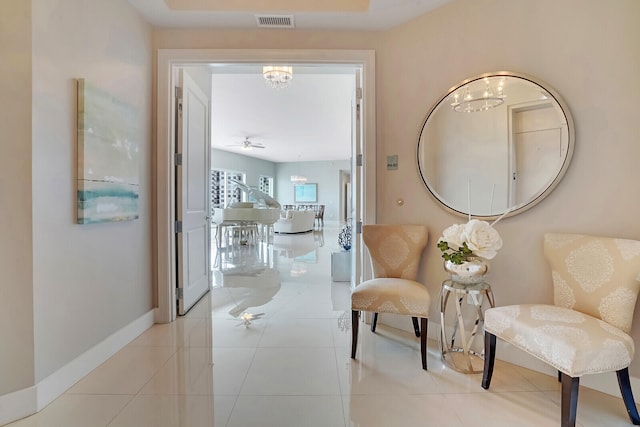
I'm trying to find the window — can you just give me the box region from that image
[258,175,273,197]
[211,169,245,210]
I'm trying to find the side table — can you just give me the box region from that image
[439,279,495,374]
[331,250,351,282]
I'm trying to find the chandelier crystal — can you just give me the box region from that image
[451,77,505,113]
[263,65,293,89]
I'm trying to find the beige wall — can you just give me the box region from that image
[376,0,640,376]
[0,0,35,396]
[31,0,153,382]
[1,0,638,412]
[153,28,379,51]
[0,0,153,406]
[153,0,640,378]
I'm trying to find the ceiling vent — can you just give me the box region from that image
[255,14,295,29]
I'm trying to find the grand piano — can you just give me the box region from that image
[212,178,281,247]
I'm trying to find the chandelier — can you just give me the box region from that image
[451,77,505,113]
[290,154,307,183]
[263,65,293,89]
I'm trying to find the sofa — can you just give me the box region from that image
[273,209,316,234]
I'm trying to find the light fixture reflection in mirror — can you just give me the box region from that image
[451,77,505,113]
[417,71,574,219]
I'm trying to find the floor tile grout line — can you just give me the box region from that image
[331,334,351,427]
[129,345,179,397]
[104,394,137,427]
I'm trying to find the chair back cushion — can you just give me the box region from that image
[544,233,640,333]
[363,225,429,280]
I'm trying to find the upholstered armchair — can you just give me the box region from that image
[351,224,431,369]
[273,210,315,234]
[482,233,640,427]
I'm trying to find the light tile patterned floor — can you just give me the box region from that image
[7,227,638,426]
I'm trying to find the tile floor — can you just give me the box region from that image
[7,226,639,426]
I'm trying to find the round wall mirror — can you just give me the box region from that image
[417,71,574,219]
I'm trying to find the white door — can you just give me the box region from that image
[176,70,211,315]
[514,128,562,205]
[351,70,364,288]
[510,104,563,206]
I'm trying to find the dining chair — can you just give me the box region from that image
[315,204,325,227]
[482,232,640,427]
[351,224,431,369]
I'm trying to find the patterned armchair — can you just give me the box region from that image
[482,233,640,426]
[351,224,431,369]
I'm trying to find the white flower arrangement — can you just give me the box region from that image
[437,219,503,264]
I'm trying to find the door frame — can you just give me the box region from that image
[155,49,376,323]
[506,99,558,208]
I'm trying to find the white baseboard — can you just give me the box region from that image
[385,316,640,399]
[0,386,37,426]
[0,309,154,425]
[493,338,640,398]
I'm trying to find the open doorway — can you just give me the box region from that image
[207,63,357,229]
[156,49,376,323]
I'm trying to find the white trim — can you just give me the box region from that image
[0,386,36,425]
[156,49,376,324]
[430,319,640,398]
[0,310,154,425]
[494,338,640,397]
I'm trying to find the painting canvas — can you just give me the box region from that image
[294,183,317,203]
[77,79,140,224]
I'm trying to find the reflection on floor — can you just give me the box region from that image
[7,227,639,426]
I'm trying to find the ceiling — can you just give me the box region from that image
[208,65,357,163]
[127,0,451,31]
[129,0,451,163]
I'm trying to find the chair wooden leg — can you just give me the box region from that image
[560,373,579,427]
[420,317,428,370]
[371,312,378,333]
[351,310,359,359]
[412,317,421,337]
[617,368,640,425]
[481,332,496,389]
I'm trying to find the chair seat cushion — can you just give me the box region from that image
[485,304,635,377]
[351,278,430,317]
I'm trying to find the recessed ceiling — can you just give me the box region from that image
[163,0,370,12]
[127,0,451,31]
[132,0,452,163]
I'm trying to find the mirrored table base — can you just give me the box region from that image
[439,279,495,374]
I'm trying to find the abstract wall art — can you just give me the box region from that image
[76,79,140,224]
[294,183,318,203]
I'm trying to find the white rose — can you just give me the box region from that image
[463,219,503,259]
[440,223,466,249]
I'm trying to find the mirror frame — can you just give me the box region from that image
[417,71,575,220]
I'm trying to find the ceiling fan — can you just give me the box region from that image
[226,137,265,150]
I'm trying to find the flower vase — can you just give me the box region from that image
[338,224,352,252]
[444,257,488,284]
